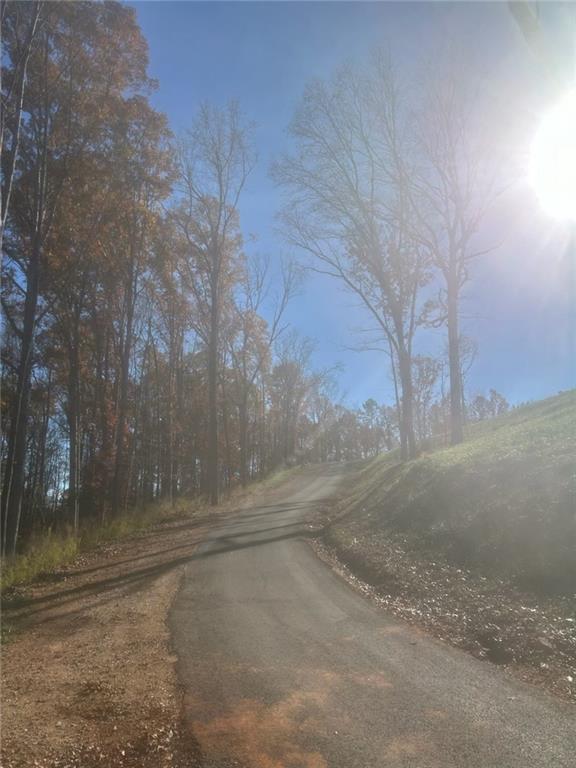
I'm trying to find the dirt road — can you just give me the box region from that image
[171,463,576,768]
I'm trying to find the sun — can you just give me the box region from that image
[530,90,576,221]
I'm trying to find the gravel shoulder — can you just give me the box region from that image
[1,479,288,768]
[312,499,576,704]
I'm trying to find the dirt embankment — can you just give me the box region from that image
[311,397,576,704]
[314,493,576,704]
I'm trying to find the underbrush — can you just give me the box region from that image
[1,465,295,593]
[0,497,191,593]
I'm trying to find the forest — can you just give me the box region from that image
[2,1,510,559]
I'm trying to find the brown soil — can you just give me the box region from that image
[0,493,259,768]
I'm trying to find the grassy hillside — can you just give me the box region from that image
[329,390,576,594]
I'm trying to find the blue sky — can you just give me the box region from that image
[130,1,575,407]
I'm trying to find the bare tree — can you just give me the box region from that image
[174,103,255,504]
[268,332,315,466]
[274,55,432,459]
[412,59,498,445]
[1,1,42,257]
[227,255,299,486]
[412,355,441,443]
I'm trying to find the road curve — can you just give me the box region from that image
[170,464,576,768]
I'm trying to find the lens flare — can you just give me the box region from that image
[530,90,576,221]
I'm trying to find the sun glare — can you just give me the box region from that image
[530,90,576,221]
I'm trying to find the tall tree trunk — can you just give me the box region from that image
[221,382,232,490]
[165,320,180,505]
[239,395,249,488]
[447,272,464,445]
[1,234,41,555]
[397,344,416,461]
[67,321,81,532]
[0,1,42,258]
[207,286,219,505]
[32,369,51,523]
[388,340,403,455]
[112,257,136,515]
[166,363,174,505]
[94,319,112,521]
[173,340,184,499]
[259,381,266,477]
[153,338,162,500]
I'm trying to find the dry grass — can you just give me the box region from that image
[1,465,296,594]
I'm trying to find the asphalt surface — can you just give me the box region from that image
[170,464,576,768]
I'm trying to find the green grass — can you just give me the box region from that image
[1,534,81,593]
[333,391,576,594]
[452,390,575,465]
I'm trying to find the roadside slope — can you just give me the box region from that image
[170,462,576,768]
[321,391,576,699]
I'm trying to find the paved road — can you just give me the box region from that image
[170,464,576,768]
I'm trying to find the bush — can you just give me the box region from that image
[0,498,189,592]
